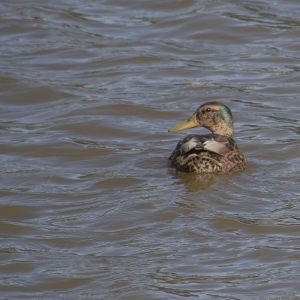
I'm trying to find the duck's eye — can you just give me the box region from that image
[205,108,211,112]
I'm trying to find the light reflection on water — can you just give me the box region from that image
[1,0,300,299]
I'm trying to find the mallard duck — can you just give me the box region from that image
[168,101,246,173]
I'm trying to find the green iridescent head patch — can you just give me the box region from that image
[219,106,233,129]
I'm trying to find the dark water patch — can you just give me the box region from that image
[1,0,300,299]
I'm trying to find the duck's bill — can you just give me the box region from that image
[168,113,199,132]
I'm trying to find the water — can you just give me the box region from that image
[1,0,300,299]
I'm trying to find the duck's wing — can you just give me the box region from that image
[173,134,233,156]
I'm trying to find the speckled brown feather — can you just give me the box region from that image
[168,102,246,173]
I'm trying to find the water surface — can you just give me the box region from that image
[1,0,300,299]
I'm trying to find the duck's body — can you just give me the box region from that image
[168,102,246,173]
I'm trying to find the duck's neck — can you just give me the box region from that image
[209,124,234,138]
[212,110,234,137]
[215,127,234,138]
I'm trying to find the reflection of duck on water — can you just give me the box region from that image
[169,170,218,192]
[168,102,246,173]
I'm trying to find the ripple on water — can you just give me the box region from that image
[1,0,300,299]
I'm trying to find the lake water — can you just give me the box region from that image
[1,0,300,299]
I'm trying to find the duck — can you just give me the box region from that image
[168,101,246,173]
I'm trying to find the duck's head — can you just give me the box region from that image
[168,102,234,137]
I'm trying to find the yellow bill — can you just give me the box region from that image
[168,113,199,132]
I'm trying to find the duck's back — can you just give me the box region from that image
[169,134,246,173]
